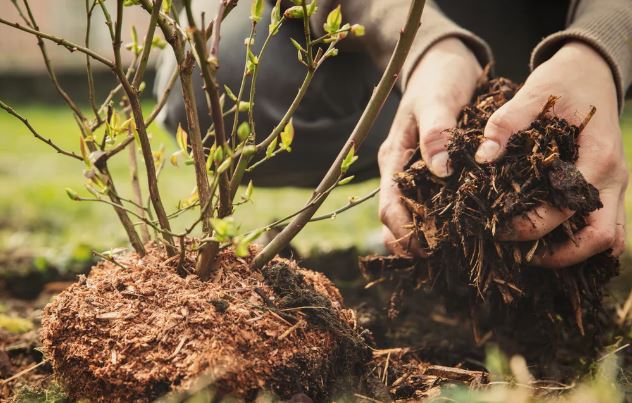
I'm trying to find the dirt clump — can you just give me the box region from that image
[41,243,370,402]
[361,76,620,371]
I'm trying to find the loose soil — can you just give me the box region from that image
[40,244,371,402]
[360,76,623,378]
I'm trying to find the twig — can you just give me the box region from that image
[0,17,113,67]
[0,100,82,161]
[251,0,428,269]
[1,359,48,385]
[132,0,162,89]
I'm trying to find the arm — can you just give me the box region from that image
[310,0,492,88]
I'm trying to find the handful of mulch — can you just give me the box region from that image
[361,77,619,344]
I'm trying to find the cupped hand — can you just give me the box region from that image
[474,41,628,267]
[378,37,482,255]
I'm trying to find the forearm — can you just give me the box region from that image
[531,0,632,111]
[311,0,492,89]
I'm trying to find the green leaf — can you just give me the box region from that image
[238,101,252,112]
[161,0,172,13]
[79,136,91,168]
[217,157,232,174]
[176,124,188,153]
[280,118,294,151]
[250,0,264,22]
[269,0,282,35]
[266,137,278,158]
[244,180,254,200]
[324,5,342,34]
[284,5,304,19]
[341,145,357,174]
[290,38,305,53]
[350,23,365,36]
[247,48,259,66]
[211,217,238,241]
[337,175,354,186]
[170,150,183,167]
[307,1,318,16]
[213,146,224,164]
[65,188,80,201]
[224,84,238,102]
[237,121,251,142]
[151,36,167,49]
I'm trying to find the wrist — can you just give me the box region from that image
[552,41,613,81]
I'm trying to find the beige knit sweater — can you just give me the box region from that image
[310,0,632,109]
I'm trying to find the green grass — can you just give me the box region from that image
[0,103,381,257]
[2,103,632,259]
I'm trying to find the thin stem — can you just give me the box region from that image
[132,0,162,89]
[251,0,428,269]
[0,100,82,161]
[0,17,113,67]
[111,0,176,256]
[85,0,100,118]
[17,0,87,122]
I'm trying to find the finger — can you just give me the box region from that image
[476,90,545,164]
[378,109,425,256]
[382,226,409,256]
[498,203,575,241]
[378,177,424,256]
[611,200,625,257]
[416,106,457,178]
[533,189,620,268]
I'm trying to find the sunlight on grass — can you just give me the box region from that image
[0,104,380,256]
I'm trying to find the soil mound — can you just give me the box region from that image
[361,77,619,366]
[41,244,370,402]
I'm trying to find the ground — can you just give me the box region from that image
[1,102,632,401]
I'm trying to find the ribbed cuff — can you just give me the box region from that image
[531,3,632,113]
[401,26,492,90]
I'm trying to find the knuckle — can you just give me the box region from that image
[419,124,450,152]
[485,108,514,140]
[592,226,616,251]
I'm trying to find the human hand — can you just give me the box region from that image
[378,37,482,255]
[474,41,627,267]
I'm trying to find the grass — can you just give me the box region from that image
[1,103,632,260]
[0,103,381,258]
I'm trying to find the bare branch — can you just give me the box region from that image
[0,100,83,161]
[251,0,428,269]
[0,17,113,67]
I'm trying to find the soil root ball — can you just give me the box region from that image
[41,245,370,402]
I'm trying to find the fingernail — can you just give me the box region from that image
[430,151,453,178]
[475,139,501,163]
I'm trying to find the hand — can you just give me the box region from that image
[378,38,482,255]
[474,41,627,268]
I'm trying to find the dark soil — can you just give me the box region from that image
[40,244,371,402]
[361,76,622,377]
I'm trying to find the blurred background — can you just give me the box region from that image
[0,1,630,292]
[0,1,382,296]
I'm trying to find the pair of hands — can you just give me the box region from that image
[378,38,628,267]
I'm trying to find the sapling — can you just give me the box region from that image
[0,0,426,398]
[1,0,426,280]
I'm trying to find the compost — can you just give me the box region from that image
[361,76,620,370]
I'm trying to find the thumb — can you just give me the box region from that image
[475,92,543,164]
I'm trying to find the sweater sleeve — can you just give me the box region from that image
[310,0,492,90]
[531,0,632,111]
